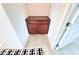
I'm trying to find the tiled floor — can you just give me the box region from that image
[25,34,56,55]
[25,34,79,55]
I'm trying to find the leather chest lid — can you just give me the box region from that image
[26,16,50,21]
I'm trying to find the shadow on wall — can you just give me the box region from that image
[0,4,23,49]
[2,3,29,47]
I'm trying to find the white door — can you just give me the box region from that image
[55,4,79,50]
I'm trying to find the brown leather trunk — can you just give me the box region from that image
[25,16,50,34]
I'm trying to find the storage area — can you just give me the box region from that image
[25,16,50,34]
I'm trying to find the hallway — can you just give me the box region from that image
[0,3,79,55]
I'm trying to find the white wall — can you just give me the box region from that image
[0,4,23,49]
[2,3,29,47]
[26,3,51,16]
[48,4,58,49]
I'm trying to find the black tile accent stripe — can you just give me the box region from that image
[0,48,44,55]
